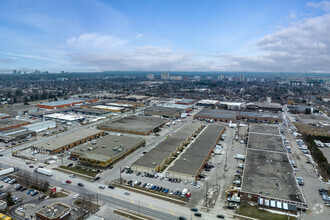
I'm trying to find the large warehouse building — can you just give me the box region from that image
[71,135,146,168]
[37,99,98,109]
[132,122,203,173]
[240,124,307,213]
[98,116,169,135]
[194,109,282,123]
[0,118,31,131]
[144,106,180,118]
[32,128,105,154]
[167,124,225,181]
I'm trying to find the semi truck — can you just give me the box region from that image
[0,167,19,176]
[34,168,53,176]
[181,188,189,197]
[234,154,245,161]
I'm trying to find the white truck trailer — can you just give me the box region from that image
[34,168,53,176]
[234,154,245,161]
[0,167,18,176]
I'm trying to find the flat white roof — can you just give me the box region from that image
[93,105,124,110]
[45,113,85,121]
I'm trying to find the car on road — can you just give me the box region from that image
[191,208,198,212]
[69,174,75,178]
[61,181,67,185]
[93,176,100,181]
[217,214,225,218]
[66,180,72,184]
[124,192,130,195]
[179,217,187,220]
[194,213,202,217]
[77,183,84,187]
[108,185,115,189]
[17,207,25,212]
[73,194,79,199]
[29,165,34,168]
[99,185,105,189]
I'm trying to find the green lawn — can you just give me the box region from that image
[59,166,99,177]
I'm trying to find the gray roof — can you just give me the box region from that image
[168,124,225,176]
[132,122,203,169]
[39,99,84,106]
[195,109,236,120]
[0,118,29,129]
[98,116,169,134]
[250,124,280,135]
[241,149,303,202]
[248,133,285,152]
[72,135,145,162]
[33,128,103,151]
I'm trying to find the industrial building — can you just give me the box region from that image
[144,106,180,118]
[90,105,125,113]
[0,118,31,131]
[32,128,105,154]
[122,95,150,102]
[98,116,169,135]
[246,102,282,112]
[0,113,11,120]
[160,103,194,113]
[0,127,36,142]
[196,99,219,107]
[167,124,225,181]
[36,202,71,220]
[0,104,37,116]
[72,107,112,116]
[44,113,85,123]
[132,122,203,173]
[23,121,56,133]
[240,124,307,213]
[194,109,282,123]
[71,135,146,167]
[37,99,98,109]
[175,99,197,105]
[287,105,313,114]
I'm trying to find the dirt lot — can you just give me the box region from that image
[293,123,330,136]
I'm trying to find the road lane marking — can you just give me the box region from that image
[114,193,116,198]
[131,198,134,204]
[150,204,154,209]
[170,209,175,216]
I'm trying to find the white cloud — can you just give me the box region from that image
[135,34,144,39]
[66,33,128,53]
[306,1,330,11]
[66,8,330,73]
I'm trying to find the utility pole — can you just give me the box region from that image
[120,166,122,184]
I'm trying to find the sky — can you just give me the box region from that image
[0,0,330,73]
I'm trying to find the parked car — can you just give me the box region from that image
[191,208,198,212]
[93,176,100,181]
[194,213,202,217]
[73,194,79,199]
[108,185,115,189]
[217,214,225,218]
[124,192,130,195]
[99,185,105,189]
[77,183,84,187]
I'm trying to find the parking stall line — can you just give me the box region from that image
[170,209,175,216]
[131,198,134,204]
[114,193,116,198]
[150,203,154,209]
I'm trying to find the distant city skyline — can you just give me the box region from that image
[0,0,330,73]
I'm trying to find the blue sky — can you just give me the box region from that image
[0,0,329,73]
